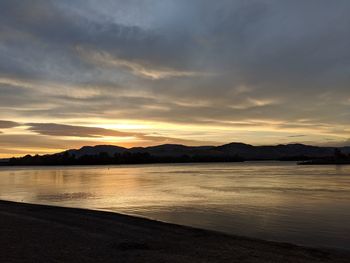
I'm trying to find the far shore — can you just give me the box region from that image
[1,200,350,263]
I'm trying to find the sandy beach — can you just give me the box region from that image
[0,200,349,263]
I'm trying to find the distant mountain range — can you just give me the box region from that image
[3,142,350,166]
[65,143,350,160]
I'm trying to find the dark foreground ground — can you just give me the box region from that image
[1,200,349,263]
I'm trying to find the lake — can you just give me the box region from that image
[1,162,350,250]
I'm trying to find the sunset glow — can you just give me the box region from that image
[1,1,350,157]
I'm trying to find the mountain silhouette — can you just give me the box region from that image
[65,145,128,158]
[63,142,350,159]
[3,142,350,166]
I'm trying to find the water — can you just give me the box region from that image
[1,162,350,250]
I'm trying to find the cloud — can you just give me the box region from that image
[1,0,350,156]
[0,120,20,129]
[27,123,139,138]
[288,135,307,138]
[0,134,96,152]
[79,48,202,80]
[26,122,213,146]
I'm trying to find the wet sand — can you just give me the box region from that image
[1,200,349,263]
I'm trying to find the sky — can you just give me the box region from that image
[0,0,350,157]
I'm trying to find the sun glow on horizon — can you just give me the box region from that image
[1,1,350,157]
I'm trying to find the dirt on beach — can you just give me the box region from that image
[0,200,349,263]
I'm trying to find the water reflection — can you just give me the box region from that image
[0,162,350,250]
[36,192,96,201]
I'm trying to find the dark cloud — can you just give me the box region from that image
[0,134,95,151]
[27,123,139,138]
[0,120,20,129]
[26,123,212,146]
[288,135,307,138]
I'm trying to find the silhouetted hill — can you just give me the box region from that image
[342,146,350,153]
[3,142,350,166]
[215,143,337,160]
[299,148,350,165]
[61,143,350,160]
[65,145,128,158]
[0,158,9,163]
[130,144,220,157]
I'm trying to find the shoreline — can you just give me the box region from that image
[1,200,350,262]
